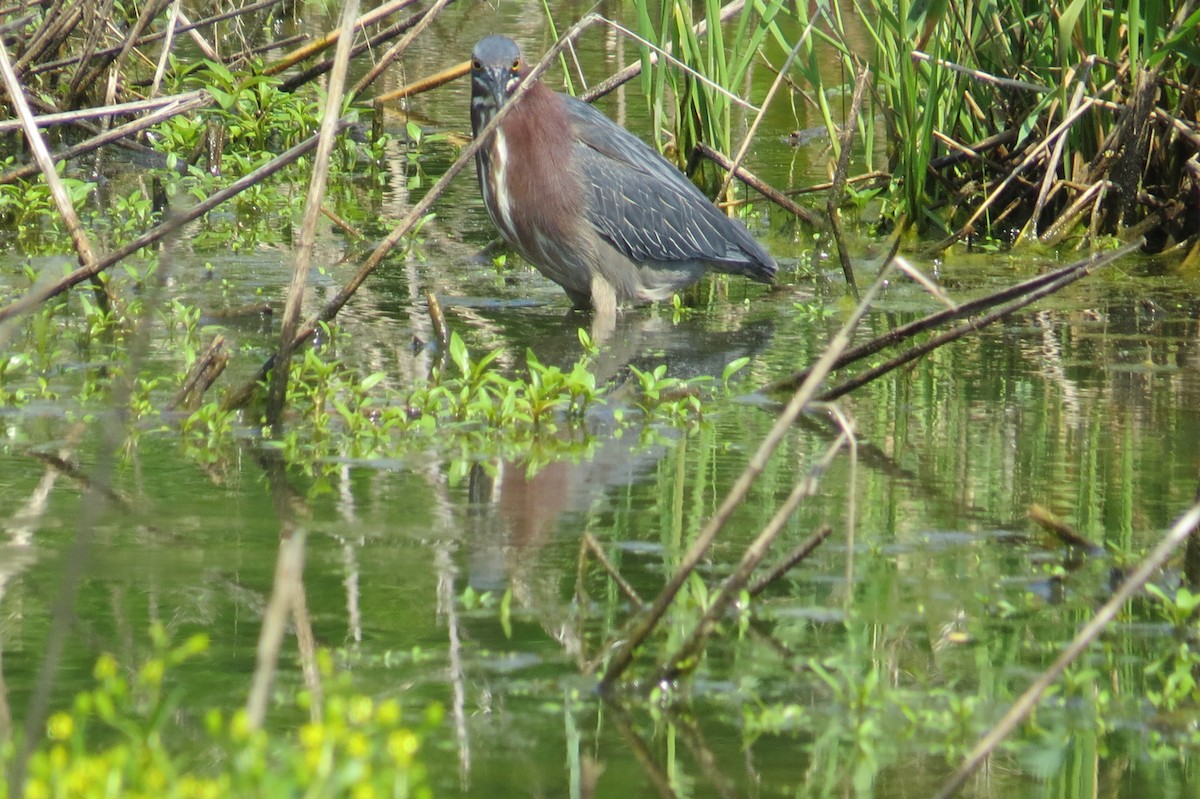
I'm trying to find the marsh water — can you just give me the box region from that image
[3,4,1200,798]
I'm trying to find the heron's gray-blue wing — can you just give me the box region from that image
[563,95,774,279]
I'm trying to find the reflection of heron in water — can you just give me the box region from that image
[462,312,775,656]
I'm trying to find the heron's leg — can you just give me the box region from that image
[588,275,618,344]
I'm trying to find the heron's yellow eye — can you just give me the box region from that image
[472,59,481,70]
[511,59,520,71]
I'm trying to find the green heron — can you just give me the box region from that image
[469,36,776,319]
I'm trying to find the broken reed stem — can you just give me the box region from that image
[222,14,603,412]
[658,429,850,682]
[0,91,211,185]
[168,335,229,411]
[598,236,902,690]
[265,0,360,431]
[818,238,1145,402]
[1025,58,1095,241]
[425,291,450,353]
[350,0,455,99]
[0,89,206,134]
[278,9,427,94]
[583,533,644,609]
[373,58,469,103]
[826,64,871,296]
[73,0,173,107]
[0,122,338,326]
[934,499,1200,799]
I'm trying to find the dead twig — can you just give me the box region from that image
[763,238,1143,396]
[262,0,417,77]
[1028,504,1103,554]
[826,63,871,296]
[0,36,105,306]
[168,335,229,412]
[582,533,644,609]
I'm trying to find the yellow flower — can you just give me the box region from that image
[349,696,373,725]
[376,700,401,727]
[47,712,74,741]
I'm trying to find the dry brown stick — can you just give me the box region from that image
[583,532,644,609]
[658,430,849,682]
[65,0,116,101]
[174,8,219,62]
[928,128,1017,170]
[373,59,468,104]
[598,239,901,690]
[826,63,870,296]
[580,0,747,103]
[695,142,820,225]
[14,0,81,73]
[747,524,833,598]
[818,238,1144,402]
[0,39,99,272]
[27,451,131,509]
[934,499,1200,799]
[425,291,449,353]
[1040,179,1110,247]
[265,0,359,431]
[782,171,890,196]
[0,121,335,325]
[0,91,211,184]
[262,0,417,76]
[222,14,603,411]
[168,334,229,411]
[350,0,455,99]
[1028,504,1102,554]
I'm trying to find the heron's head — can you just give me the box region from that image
[470,36,525,129]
